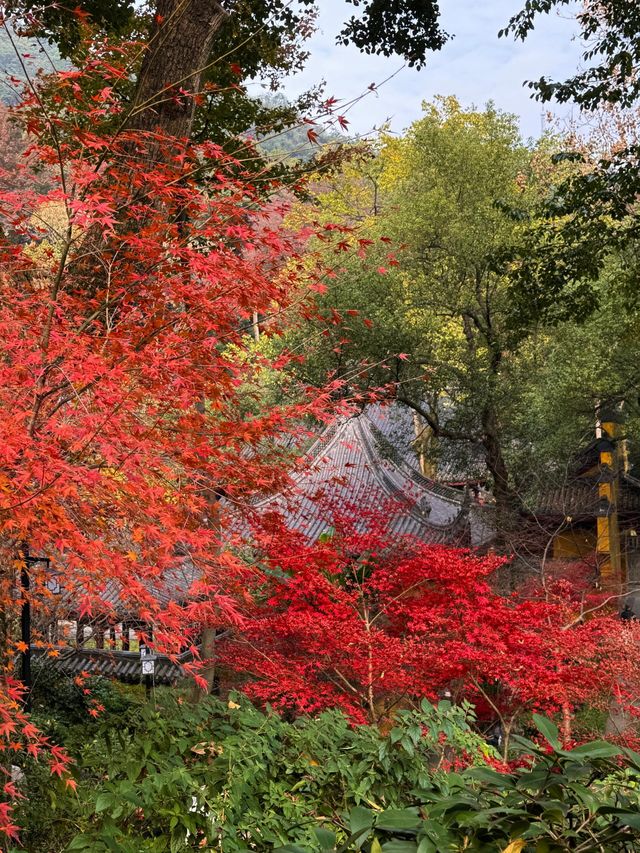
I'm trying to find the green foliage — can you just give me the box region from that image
[15,0,449,69]
[335,0,448,68]
[29,659,142,729]
[337,718,640,851]
[6,0,446,171]
[499,3,640,332]
[285,98,541,511]
[291,98,533,387]
[15,685,640,852]
[9,754,74,853]
[15,693,487,852]
[8,0,136,60]
[284,98,640,510]
[507,249,640,482]
[11,671,145,852]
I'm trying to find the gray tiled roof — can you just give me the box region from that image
[526,473,640,520]
[253,410,481,546]
[32,646,191,684]
[56,559,200,621]
[364,403,487,485]
[54,407,493,624]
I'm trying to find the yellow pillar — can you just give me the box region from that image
[596,413,624,592]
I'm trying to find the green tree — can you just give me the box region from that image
[293,99,543,526]
[498,2,640,330]
[510,249,640,480]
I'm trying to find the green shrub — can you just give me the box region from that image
[29,659,144,736]
[13,693,487,852]
[15,690,640,852]
[340,715,640,852]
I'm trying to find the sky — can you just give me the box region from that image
[272,0,583,141]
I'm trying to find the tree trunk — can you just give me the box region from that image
[130,1,230,704]
[190,627,217,702]
[481,403,518,541]
[132,5,228,703]
[129,0,228,139]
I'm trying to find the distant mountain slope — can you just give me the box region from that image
[0,29,64,103]
[0,35,345,164]
[256,93,347,162]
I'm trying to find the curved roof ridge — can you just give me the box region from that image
[353,418,468,533]
[248,417,349,511]
[356,417,465,503]
[303,416,347,462]
[242,413,475,545]
[360,417,467,506]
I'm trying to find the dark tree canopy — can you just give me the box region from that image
[7,0,138,58]
[498,1,640,332]
[337,0,448,67]
[8,0,448,165]
[13,0,448,67]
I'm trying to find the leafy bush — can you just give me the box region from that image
[11,669,146,852]
[30,660,143,726]
[338,715,640,852]
[15,692,640,852]
[13,693,487,852]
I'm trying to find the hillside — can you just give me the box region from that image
[0,28,64,103]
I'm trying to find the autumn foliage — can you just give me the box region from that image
[0,35,343,835]
[221,505,640,745]
[1,18,639,847]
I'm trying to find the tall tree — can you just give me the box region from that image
[128,0,449,139]
[287,100,543,527]
[127,0,228,138]
[498,1,640,327]
[0,35,342,836]
[379,100,528,521]
[13,0,449,142]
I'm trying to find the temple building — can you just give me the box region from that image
[37,402,640,687]
[253,404,494,548]
[525,407,640,605]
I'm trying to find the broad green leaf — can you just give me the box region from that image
[350,805,374,834]
[621,747,640,769]
[274,846,309,853]
[67,838,95,852]
[466,766,514,786]
[614,812,640,830]
[381,842,418,853]
[532,715,560,748]
[567,741,621,759]
[94,793,113,814]
[376,808,421,832]
[336,826,375,853]
[314,827,337,850]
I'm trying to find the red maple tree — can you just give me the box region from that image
[0,35,343,836]
[221,502,640,754]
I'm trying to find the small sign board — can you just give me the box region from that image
[45,575,62,595]
[141,658,155,675]
[140,644,156,676]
